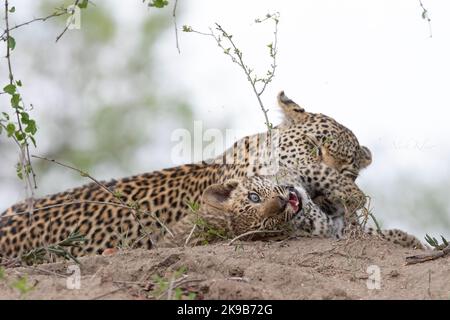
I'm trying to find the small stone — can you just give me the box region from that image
[389,270,400,278]
[102,248,118,256]
[228,267,244,277]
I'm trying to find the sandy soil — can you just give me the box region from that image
[0,237,449,300]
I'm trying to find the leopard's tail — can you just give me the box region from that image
[366,227,427,250]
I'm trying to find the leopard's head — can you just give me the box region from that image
[201,176,302,236]
[276,91,372,180]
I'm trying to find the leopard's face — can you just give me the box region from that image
[202,176,302,235]
[311,122,372,180]
[277,91,372,181]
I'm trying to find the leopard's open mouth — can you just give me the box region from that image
[288,189,302,215]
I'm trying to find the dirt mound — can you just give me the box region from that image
[1,237,449,300]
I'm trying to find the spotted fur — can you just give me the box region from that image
[366,227,426,250]
[0,91,372,259]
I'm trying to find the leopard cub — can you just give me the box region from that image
[162,176,341,246]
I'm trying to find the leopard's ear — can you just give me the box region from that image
[277,91,307,124]
[358,146,372,169]
[202,180,239,208]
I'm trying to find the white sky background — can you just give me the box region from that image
[1,0,449,237]
[159,0,450,178]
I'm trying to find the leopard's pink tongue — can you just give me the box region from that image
[289,192,299,212]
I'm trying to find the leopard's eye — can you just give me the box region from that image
[248,192,261,203]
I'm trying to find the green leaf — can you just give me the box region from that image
[25,120,37,135]
[16,163,23,180]
[9,6,15,13]
[11,93,20,108]
[11,276,33,295]
[6,123,15,137]
[20,112,30,123]
[16,80,22,87]
[7,36,16,51]
[186,201,200,212]
[1,112,9,120]
[182,25,192,32]
[78,0,88,9]
[187,292,196,300]
[80,171,89,178]
[3,84,16,95]
[29,135,37,147]
[148,0,169,8]
[15,131,25,141]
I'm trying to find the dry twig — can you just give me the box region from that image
[0,9,67,41]
[405,244,450,265]
[55,0,81,42]
[228,229,284,246]
[172,0,180,53]
[183,13,279,131]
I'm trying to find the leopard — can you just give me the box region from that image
[165,176,425,250]
[0,91,372,260]
[164,176,342,247]
[215,91,372,220]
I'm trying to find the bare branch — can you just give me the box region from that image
[406,245,450,265]
[184,223,197,246]
[31,155,174,241]
[55,0,81,42]
[228,229,284,246]
[419,0,432,38]
[183,13,280,132]
[0,9,68,41]
[173,0,180,53]
[256,13,279,96]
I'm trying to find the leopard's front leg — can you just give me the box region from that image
[293,163,367,224]
[290,186,344,239]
